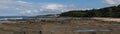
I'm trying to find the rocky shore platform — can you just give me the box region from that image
[0,18,120,34]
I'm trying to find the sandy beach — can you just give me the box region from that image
[92,17,120,22]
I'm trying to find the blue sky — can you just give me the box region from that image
[0,0,120,16]
[22,0,107,8]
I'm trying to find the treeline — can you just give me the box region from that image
[60,5,120,18]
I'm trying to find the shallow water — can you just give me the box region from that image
[73,29,110,32]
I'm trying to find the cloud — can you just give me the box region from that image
[0,0,82,16]
[20,3,77,15]
[42,4,64,10]
[104,0,120,5]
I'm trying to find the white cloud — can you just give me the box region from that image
[17,1,28,4]
[0,0,82,16]
[43,4,64,10]
[104,0,120,5]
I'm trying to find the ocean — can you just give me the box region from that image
[0,16,30,21]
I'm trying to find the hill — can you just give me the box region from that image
[60,5,120,18]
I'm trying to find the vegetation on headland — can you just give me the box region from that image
[60,5,120,18]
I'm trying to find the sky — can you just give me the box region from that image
[0,0,120,16]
